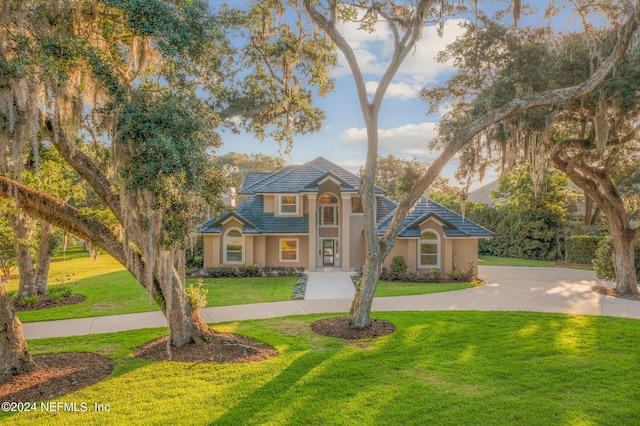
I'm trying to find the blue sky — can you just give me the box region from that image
[215,1,593,190]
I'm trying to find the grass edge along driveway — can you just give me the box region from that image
[7,310,640,425]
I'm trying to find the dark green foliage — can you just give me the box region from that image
[186,236,204,270]
[379,266,472,283]
[565,235,605,264]
[118,90,226,246]
[204,265,243,278]
[593,237,640,281]
[236,264,263,278]
[434,168,568,261]
[202,264,305,278]
[390,255,408,273]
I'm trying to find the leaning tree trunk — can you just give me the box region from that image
[8,213,37,298]
[35,221,53,294]
[0,282,35,382]
[0,176,212,347]
[611,233,639,296]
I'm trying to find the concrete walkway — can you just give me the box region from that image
[304,270,355,300]
[21,266,640,340]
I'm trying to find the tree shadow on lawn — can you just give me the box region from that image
[213,350,335,424]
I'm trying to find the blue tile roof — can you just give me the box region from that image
[376,197,494,238]
[202,158,493,239]
[200,195,308,234]
[238,157,384,195]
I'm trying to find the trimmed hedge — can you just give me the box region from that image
[203,264,305,278]
[378,266,474,283]
[565,235,605,264]
[592,237,640,281]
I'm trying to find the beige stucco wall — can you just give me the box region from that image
[264,236,309,267]
[383,239,416,270]
[452,239,479,275]
[252,235,266,265]
[381,218,479,276]
[264,195,274,213]
[202,235,219,268]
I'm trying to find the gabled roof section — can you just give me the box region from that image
[304,170,355,191]
[200,195,308,234]
[238,156,385,195]
[377,198,494,238]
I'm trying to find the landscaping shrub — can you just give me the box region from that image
[186,278,208,310]
[447,267,474,282]
[204,265,239,278]
[390,255,408,273]
[263,266,306,277]
[380,267,447,283]
[593,237,640,281]
[47,286,73,303]
[236,264,263,277]
[565,235,605,264]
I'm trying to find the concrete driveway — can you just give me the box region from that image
[22,265,640,340]
[371,266,640,319]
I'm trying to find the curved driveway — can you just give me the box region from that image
[371,266,640,319]
[22,266,640,340]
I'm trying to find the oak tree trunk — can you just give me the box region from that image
[9,213,37,298]
[611,234,639,295]
[35,221,53,294]
[0,283,35,382]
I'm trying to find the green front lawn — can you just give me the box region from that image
[375,281,479,297]
[6,311,640,425]
[13,252,298,323]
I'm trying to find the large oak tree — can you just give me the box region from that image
[0,0,333,380]
[425,7,640,294]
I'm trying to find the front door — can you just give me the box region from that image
[323,240,335,266]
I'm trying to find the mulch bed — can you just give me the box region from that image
[311,316,396,340]
[13,294,86,312]
[134,333,278,364]
[592,286,640,301]
[0,353,114,402]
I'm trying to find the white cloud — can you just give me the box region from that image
[332,17,468,98]
[365,81,422,99]
[340,122,438,159]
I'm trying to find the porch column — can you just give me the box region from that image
[341,193,351,272]
[308,193,317,272]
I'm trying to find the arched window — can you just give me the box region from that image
[224,228,243,264]
[418,230,440,268]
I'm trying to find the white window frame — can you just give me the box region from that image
[320,205,338,226]
[223,228,244,264]
[351,197,363,215]
[278,194,299,215]
[418,230,440,269]
[279,238,299,262]
[318,192,339,227]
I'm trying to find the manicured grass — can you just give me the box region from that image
[16,272,298,323]
[6,311,640,425]
[195,276,298,307]
[478,255,557,267]
[375,281,478,297]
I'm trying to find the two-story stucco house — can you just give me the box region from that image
[200,157,493,273]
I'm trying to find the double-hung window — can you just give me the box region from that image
[418,230,440,268]
[279,195,298,215]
